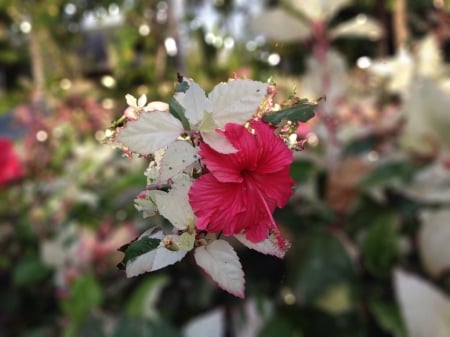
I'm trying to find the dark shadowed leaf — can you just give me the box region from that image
[294,231,356,303]
[117,237,160,270]
[169,81,191,130]
[262,99,316,125]
[12,257,51,287]
[359,161,419,188]
[369,299,406,337]
[258,315,297,337]
[113,316,181,337]
[362,212,398,278]
[342,135,379,156]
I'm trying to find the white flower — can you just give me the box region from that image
[175,78,268,153]
[123,94,148,120]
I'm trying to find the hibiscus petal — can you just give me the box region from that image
[208,79,268,127]
[244,222,270,243]
[189,174,245,235]
[252,120,294,173]
[116,110,184,155]
[250,169,294,208]
[199,123,259,182]
[223,123,259,166]
[198,142,243,183]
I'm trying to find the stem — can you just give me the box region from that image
[29,26,45,106]
[393,0,408,50]
[311,20,340,168]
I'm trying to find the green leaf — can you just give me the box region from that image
[294,231,356,303]
[262,99,316,125]
[342,135,379,156]
[362,212,398,278]
[290,158,318,183]
[258,315,297,337]
[359,161,418,188]
[368,299,406,337]
[117,237,161,270]
[175,80,190,93]
[12,257,51,287]
[78,317,107,337]
[126,275,170,319]
[61,274,103,324]
[169,81,191,130]
[113,317,181,337]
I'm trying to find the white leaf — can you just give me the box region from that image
[419,209,450,278]
[234,233,288,258]
[183,308,225,337]
[250,8,311,42]
[208,79,268,128]
[158,141,199,182]
[134,196,157,218]
[116,110,184,155]
[329,15,383,40]
[152,175,194,230]
[143,101,171,112]
[201,130,237,154]
[401,78,450,153]
[290,0,352,21]
[126,232,187,277]
[394,269,450,337]
[302,50,348,103]
[175,80,210,126]
[403,163,450,203]
[194,239,245,298]
[417,34,443,79]
[199,112,237,153]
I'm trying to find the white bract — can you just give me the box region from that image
[183,309,225,337]
[234,233,288,258]
[158,141,199,182]
[395,269,450,337]
[117,101,184,155]
[419,209,450,278]
[194,239,245,298]
[290,0,352,21]
[150,175,194,230]
[250,8,311,42]
[175,78,268,153]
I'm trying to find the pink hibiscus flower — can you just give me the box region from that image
[0,137,24,187]
[189,120,294,247]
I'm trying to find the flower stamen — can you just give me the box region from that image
[253,186,287,250]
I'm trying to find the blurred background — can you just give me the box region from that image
[1,0,450,336]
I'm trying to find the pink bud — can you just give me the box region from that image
[124,107,138,121]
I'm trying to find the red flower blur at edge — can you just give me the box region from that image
[189,120,294,248]
[0,137,24,187]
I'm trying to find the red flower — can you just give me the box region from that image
[189,120,294,246]
[0,137,23,187]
